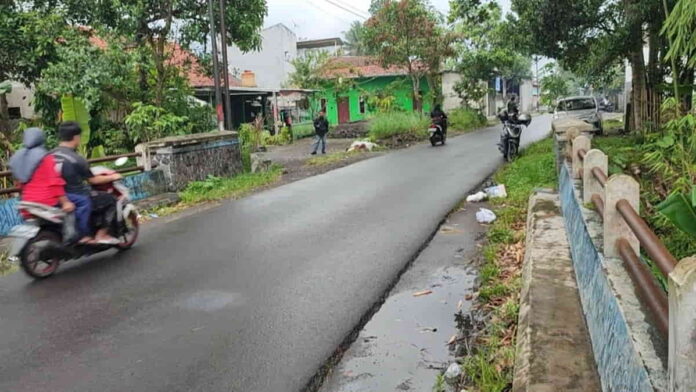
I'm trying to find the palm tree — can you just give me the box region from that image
[343,21,369,56]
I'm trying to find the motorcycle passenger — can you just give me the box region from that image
[430,105,448,135]
[53,122,122,245]
[9,128,75,215]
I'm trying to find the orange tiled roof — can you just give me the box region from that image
[321,56,421,79]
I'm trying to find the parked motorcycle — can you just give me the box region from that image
[8,158,140,279]
[428,117,447,146]
[498,111,532,162]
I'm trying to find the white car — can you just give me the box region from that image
[554,96,603,134]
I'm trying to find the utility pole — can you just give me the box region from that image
[218,0,233,130]
[208,0,224,131]
[534,56,540,111]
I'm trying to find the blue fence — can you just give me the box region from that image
[0,169,168,236]
[559,163,654,391]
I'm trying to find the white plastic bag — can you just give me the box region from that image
[466,191,488,202]
[485,184,507,199]
[476,208,497,223]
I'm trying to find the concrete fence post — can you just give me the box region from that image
[669,257,696,392]
[565,127,581,161]
[135,144,151,171]
[604,175,640,257]
[572,135,591,179]
[582,149,608,204]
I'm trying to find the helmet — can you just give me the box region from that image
[518,113,532,126]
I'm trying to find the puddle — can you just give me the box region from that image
[319,266,476,392]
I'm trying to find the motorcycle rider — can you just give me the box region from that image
[430,104,448,135]
[9,128,75,214]
[507,94,520,120]
[53,122,122,244]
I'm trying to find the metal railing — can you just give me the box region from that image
[572,136,675,336]
[0,151,148,196]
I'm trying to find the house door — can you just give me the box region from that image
[337,97,350,124]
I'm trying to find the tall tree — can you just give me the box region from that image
[0,4,66,153]
[363,0,450,110]
[510,0,675,132]
[41,0,268,107]
[286,51,331,89]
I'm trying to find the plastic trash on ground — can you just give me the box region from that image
[485,184,507,198]
[476,208,497,223]
[466,191,488,202]
[444,362,462,385]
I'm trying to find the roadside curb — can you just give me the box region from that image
[512,191,600,391]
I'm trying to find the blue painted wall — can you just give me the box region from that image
[0,170,168,236]
[559,163,654,391]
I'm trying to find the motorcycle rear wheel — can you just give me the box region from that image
[505,140,519,162]
[20,231,61,279]
[117,211,139,250]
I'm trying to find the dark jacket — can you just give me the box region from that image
[314,116,329,137]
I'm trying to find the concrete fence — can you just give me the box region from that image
[555,118,696,392]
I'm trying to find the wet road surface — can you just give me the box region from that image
[0,116,551,392]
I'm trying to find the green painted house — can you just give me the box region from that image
[315,56,431,125]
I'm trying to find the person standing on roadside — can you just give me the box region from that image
[311,110,329,155]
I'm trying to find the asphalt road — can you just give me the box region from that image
[0,115,551,392]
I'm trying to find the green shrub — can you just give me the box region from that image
[448,108,487,131]
[292,123,315,140]
[262,127,292,146]
[368,112,429,140]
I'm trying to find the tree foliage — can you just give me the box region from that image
[448,0,531,108]
[286,51,331,89]
[343,21,370,56]
[363,0,452,108]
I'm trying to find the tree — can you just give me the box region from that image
[43,0,268,107]
[363,0,450,110]
[0,5,66,152]
[448,0,531,107]
[539,63,570,107]
[343,21,370,56]
[510,0,681,132]
[286,51,331,89]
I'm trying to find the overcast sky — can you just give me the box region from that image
[264,0,513,40]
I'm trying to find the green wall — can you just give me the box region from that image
[314,76,432,125]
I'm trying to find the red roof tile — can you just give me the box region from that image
[321,56,419,79]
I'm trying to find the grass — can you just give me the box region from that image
[292,123,315,140]
[460,138,557,392]
[306,151,366,167]
[448,108,488,132]
[179,166,283,204]
[592,134,696,289]
[368,112,430,141]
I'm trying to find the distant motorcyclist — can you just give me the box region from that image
[430,105,448,135]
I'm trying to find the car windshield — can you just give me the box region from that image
[564,98,596,111]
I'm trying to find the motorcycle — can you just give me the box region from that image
[428,116,447,146]
[8,157,140,279]
[498,111,532,162]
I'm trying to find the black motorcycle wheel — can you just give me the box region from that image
[117,211,139,250]
[20,231,61,279]
[430,136,437,147]
[505,140,519,162]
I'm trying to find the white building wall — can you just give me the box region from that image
[519,80,534,113]
[297,45,343,58]
[227,24,297,89]
[441,72,462,111]
[6,82,37,119]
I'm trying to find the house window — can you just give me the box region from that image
[359,96,366,114]
[320,98,327,112]
[8,107,21,119]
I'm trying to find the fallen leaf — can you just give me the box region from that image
[465,294,473,300]
[413,290,433,297]
[457,300,464,311]
[448,335,457,345]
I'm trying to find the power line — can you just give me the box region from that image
[327,0,370,19]
[323,0,369,20]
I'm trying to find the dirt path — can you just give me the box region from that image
[264,138,383,185]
